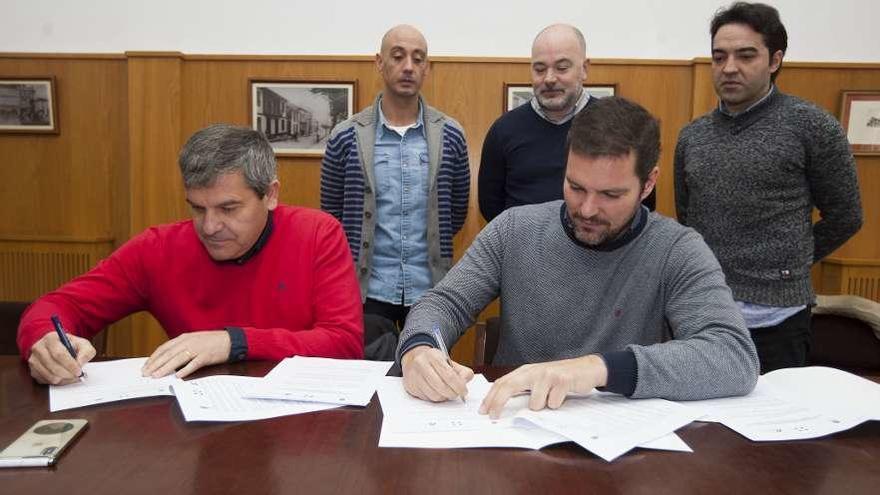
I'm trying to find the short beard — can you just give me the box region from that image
[571,206,638,246]
[536,89,579,113]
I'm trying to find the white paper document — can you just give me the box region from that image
[761,366,880,421]
[172,375,341,422]
[244,357,394,406]
[49,358,179,412]
[377,375,569,450]
[639,432,693,452]
[514,393,701,461]
[683,366,878,441]
[376,375,694,461]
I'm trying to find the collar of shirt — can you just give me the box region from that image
[377,96,426,139]
[222,208,274,265]
[559,202,648,252]
[718,84,776,118]
[531,89,591,125]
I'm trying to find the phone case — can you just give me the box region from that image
[0,419,88,465]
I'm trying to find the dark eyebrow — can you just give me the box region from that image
[713,47,759,55]
[566,176,628,195]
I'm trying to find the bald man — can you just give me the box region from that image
[321,25,470,356]
[478,24,654,222]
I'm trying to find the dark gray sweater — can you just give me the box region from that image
[674,89,863,307]
[398,201,759,401]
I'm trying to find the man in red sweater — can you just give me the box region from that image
[19,124,364,385]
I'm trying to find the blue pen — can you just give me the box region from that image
[50,315,85,379]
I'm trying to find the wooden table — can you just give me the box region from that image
[1,356,878,494]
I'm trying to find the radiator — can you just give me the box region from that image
[0,241,112,301]
[821,258,880,303]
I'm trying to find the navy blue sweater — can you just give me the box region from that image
[479,102,654,222]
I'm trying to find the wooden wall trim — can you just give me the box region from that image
[0,235,114,243]
[127,54,185,233]
[692,57,880,69]
[0,52,126,60]
[824,257,880,267]
[125,51,184,58]
[183,54,376,62]
[177,54,696,66]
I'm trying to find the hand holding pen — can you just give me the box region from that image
[399,324,474,403]
[430,324,467,403]
[51,315,86,380]
[24,315,95,385]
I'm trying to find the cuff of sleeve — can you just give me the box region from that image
[225,326,248,362]
[396,333,438,366]
[597,349,637,397]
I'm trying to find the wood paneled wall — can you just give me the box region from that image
[1,53,877,361]
[0,55,132,354]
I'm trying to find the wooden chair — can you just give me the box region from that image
[0,301,30,355]
[809,313,880,373]
[473,316,501,366]
[808,295,880,373]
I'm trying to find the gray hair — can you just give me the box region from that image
[178,123,276,197]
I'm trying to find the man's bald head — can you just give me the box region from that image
[532,23,587,57]
[379,24,428,57]
[376,24,430,99]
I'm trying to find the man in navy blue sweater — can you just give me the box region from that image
[479,24,654,223]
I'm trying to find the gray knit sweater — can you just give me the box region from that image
[399,201,759,401]
[674,89,863,307]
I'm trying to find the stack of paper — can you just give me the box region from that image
[682,366,880,441]
[376,375,697,461]
[49,356,394,422]
[243,357,394,406]
[173,375,340,422]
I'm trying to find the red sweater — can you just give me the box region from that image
[18,205,364,360]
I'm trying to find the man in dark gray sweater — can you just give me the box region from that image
[398,97,759,418]
[674,2,863,373]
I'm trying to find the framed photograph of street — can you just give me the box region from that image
[503,83,617,112]
[249,79,356,156]
[840,90,880,155]
[0,77,59,134]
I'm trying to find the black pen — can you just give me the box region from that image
[50,314,85,379]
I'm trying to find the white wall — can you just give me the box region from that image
[1,0,877,62]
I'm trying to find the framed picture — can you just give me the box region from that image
[504,83,617,112]
[840,90,880,155]
[0,77,59,134]
[249,79,356,156]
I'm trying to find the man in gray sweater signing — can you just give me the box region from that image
[674,3,863,373]
[398,96,759,418]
